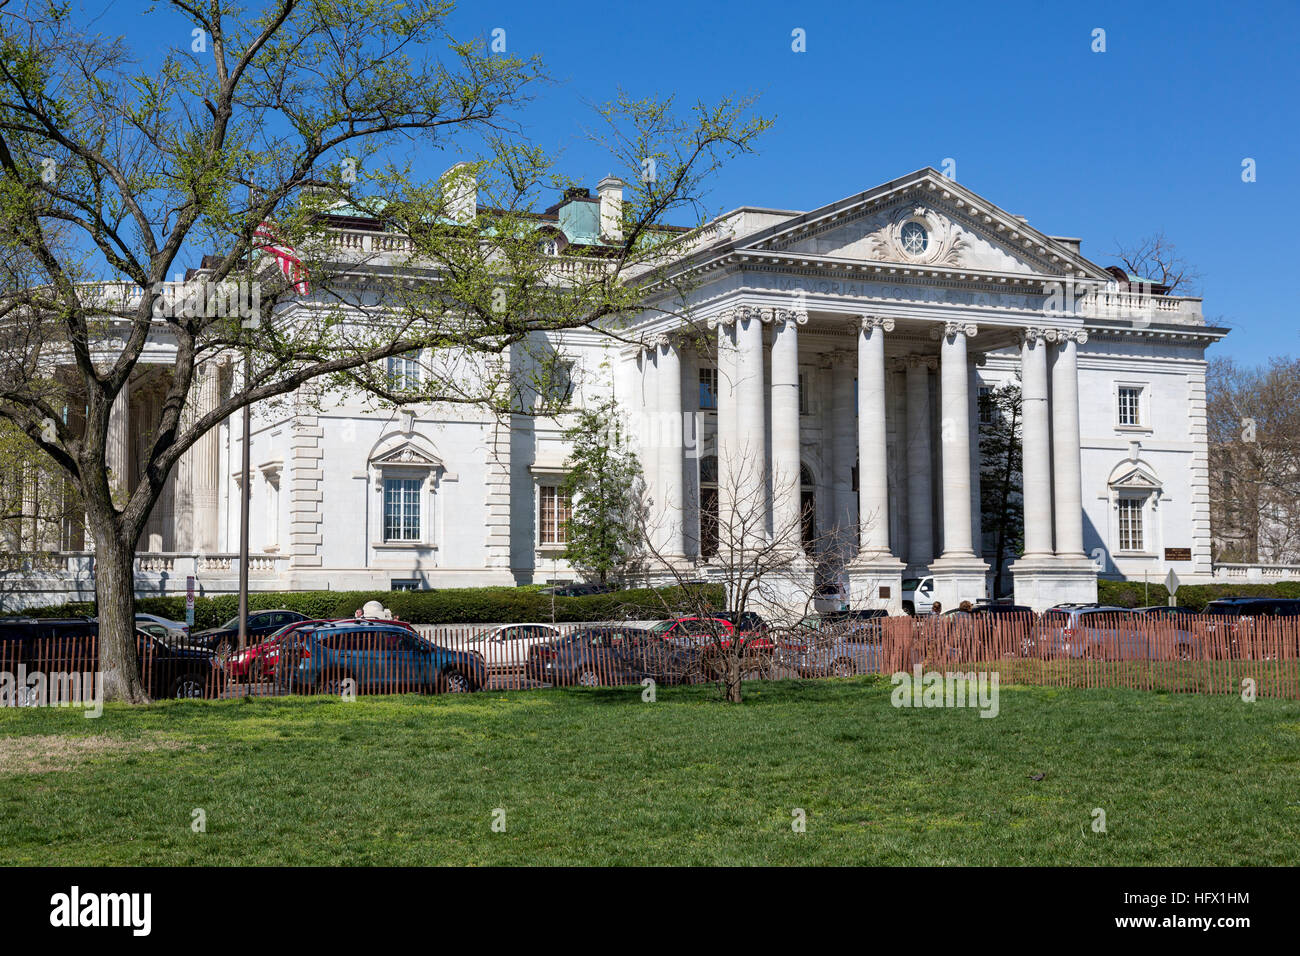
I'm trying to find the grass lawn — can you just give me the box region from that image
[1,677,1298,865]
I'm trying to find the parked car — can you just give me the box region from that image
[465,623,563,671]
[1202,598,1300,658]
[1203,597,1300,619]
[135,612,191,643]
[0,620,222,701]
[797,609,888,641]
[1034,605,1196,660]
[225,617,419,682]
[714,611,770,634]
[525,626,701,686]
[284,622,487,694]
[1134,605,1196,619]
[779,625,881,677]
[901,576,935,616]
[649,616,775,653]
[188,609,309,656]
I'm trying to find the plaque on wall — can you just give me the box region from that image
[879,586,891,599]
[1164,548,1192,561]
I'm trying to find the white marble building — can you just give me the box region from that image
[3,168,1228,612]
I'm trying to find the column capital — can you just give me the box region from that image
[772,308,808,328]
[855,314,895,333]
[706,310,737,330]
[905,353,939,371]
[1019,326,1084,346]
[930,321,978,340]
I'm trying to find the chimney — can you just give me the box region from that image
[442,162,477,225]
[597,176,624,243]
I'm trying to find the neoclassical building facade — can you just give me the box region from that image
[1,168,1226,612]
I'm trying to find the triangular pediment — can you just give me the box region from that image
[371,440,442,468]
[1111,466,1161,490]
[735,169,1110,280]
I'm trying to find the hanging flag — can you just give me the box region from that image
[254,221,309,294]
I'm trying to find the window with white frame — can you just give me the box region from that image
[382,477,422,541]
[538,483,571,546]
[698,366,718,409]
[1117,497,1145,551]
[386,352,421,393]
[1117,385,1143,427]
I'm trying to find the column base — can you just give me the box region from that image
[847,552,906,614]
[1010,554,1098,612]
[927,554,990,611]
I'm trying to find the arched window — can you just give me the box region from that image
[699,455,718,558]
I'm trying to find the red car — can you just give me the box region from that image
[226,617,418,681]
[648,616,776,653]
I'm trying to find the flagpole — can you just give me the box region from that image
[238,177,254,654]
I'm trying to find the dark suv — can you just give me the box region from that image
[0,619,223,701]
[1204,598,1300,619]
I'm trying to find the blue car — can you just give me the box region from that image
[284,622,487,695]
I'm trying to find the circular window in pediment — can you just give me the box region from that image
[900,221,928,256]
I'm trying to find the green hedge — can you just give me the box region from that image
[6,584,726,628]
[1097,579,1300,611]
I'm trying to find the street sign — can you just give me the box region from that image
[1164,569,1179,607]
[186,575,196,627]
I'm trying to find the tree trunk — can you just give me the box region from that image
[88,507,147,703]
[724,655,743,703]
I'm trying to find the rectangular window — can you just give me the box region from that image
[539,484,571,545]
[978,385,993,425]
[390,579,421,592]
[699,367,718,409]
[1117,386,1143,427]
[386,352,421,393]
[1117,497,1144,551]
[798,372,809,415]
[383,477,421,541]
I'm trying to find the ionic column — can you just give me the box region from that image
[1019,328,1055,558]
[1051,331,1087,558]
[106,376,131,499]
[935,322,977,558]
[856,315,893,556]
[770,309,806,545]
[193,361,223,554]
[733,308,767,543]
[905,354,935,567]
[830,350,856,553]
[710,313,738,555]
[654,334,685,559]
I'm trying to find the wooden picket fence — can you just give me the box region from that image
[1,613,1297,704]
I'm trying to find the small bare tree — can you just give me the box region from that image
[635,444,881,702]
[1113,231,1202,295]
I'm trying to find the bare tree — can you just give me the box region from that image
[635,445,882,702]
[1112,231,1202,295]
[1208,356,1300,563]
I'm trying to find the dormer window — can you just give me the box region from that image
[538,238,559,256]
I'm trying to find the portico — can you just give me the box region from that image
[633,301,1101,611]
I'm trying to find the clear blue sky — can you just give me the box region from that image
[111,0,1300,363]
